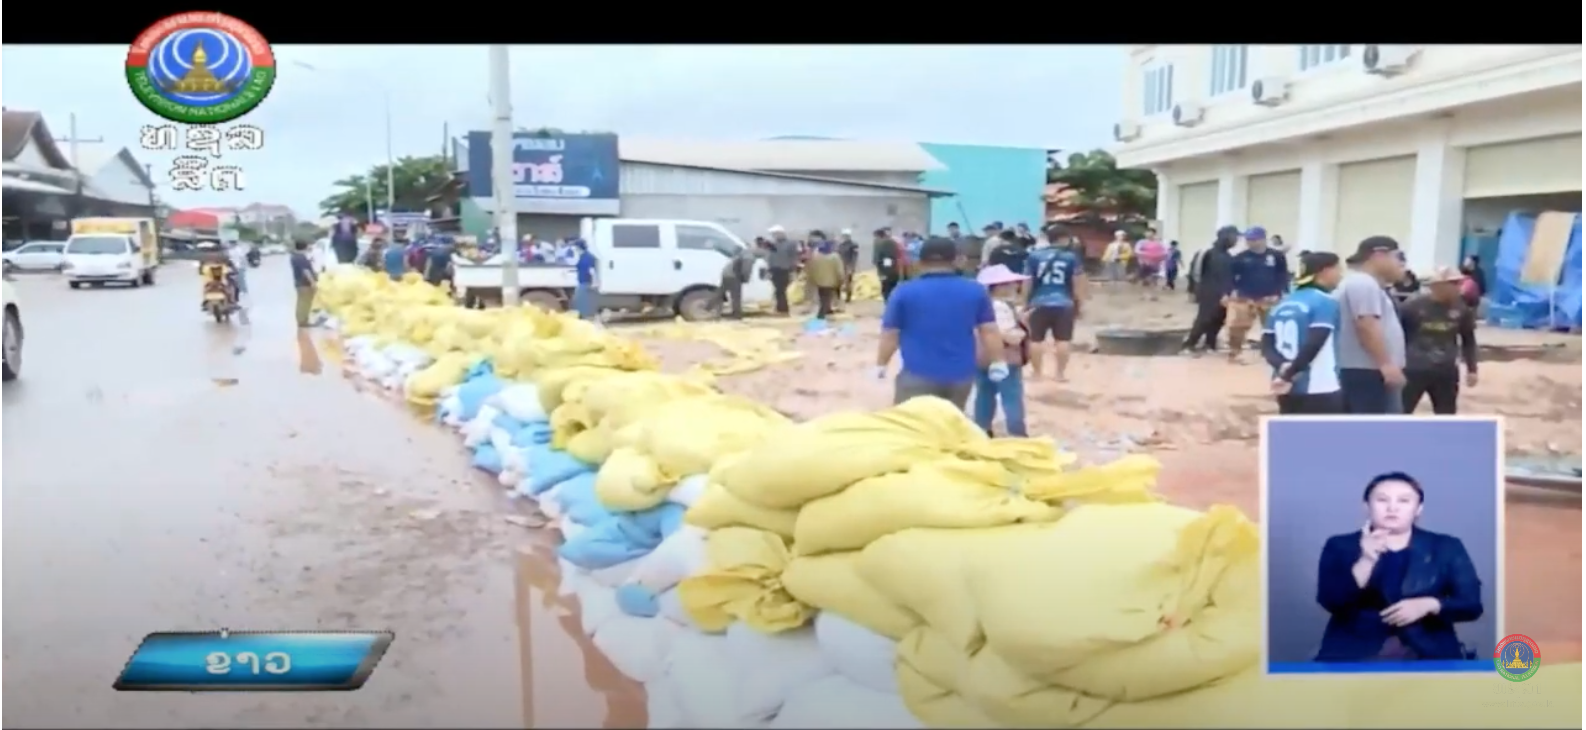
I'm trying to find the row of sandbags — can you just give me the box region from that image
[315,269,1581,730]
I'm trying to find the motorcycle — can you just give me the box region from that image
[246,246,261,268]
[198,260,238,323]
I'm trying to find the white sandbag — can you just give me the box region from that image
[500,447,527,478]
[814,611,900,695]
[573,580,623,636]
[587,560,639,589]
[625,525,708,594]
[557,557,584,598]
[498,469,521,488]
[769,675,923,730]
[656,589,695,628]
[667,474,709,507]
[493,383,547,422]
[461,405,502,448]
[560,517,586,541]
[379,372,404,391]
[645,676,687,729]
[344,335,378,354]
[591,614,682,684]
[726,623,836,722]
[664,633,768,729]
[439,393,465,426]
[541,486,567,520]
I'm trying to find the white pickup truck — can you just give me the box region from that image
[452,218,775,320]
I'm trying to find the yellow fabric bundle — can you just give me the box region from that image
[716,397,1054,510]
[576,370,718,434]
[780,552,918,640]
[535,366,624,413]
[792,459,1064,556]
[564,424,615,465]
[594,446,673,511]
[676,527,813,634]
[623,395,790,480]
[549,402,593,449]
[404,351,480,400]
[684,480,799,540]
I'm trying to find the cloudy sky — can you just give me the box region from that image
[3,44,1124,217]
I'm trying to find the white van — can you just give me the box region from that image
[452,218,774,320]
[63,233,155,288]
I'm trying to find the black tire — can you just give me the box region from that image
[212,308,229,324]
[142,269,156,285]
[2,307,22,381]
[523,290,563,311]
[68,281,81,290]
[676,288,719,322]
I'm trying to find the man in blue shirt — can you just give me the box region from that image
[381,237,407,281]
[875,237,1007,409]
[1262,251,1345,413]
[422,236,455,289]
[1022,229,1086,382]
[572,240,599,320]
[1226,226,1290,363]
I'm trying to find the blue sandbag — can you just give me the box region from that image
[471,443,504,475]
[558,503,688,568]
[455,365,506,422]
[555,472,613,525]
[492,412,526,434]
[524,444,595,494]
[614,584,661,618]
[512,420,554,448]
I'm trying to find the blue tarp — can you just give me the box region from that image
[1488,211,1582,330]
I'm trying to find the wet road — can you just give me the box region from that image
[2,260,527,727]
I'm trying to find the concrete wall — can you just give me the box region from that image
[620,193,929,254]
[918,143,1048,236]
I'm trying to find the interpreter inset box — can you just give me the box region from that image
[1260,416,1504,675]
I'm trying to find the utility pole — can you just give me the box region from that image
[488,45,520,307]
[143,163,162,230]
[364,177,375,224]
[56,113,103,217]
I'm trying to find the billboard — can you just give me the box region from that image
[466,131,620,216]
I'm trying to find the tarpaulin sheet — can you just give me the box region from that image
[1489,211,1582,330]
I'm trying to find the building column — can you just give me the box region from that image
[1408,123,1466,273]
[1215,171,1248,230]
[1297,161,1339,254]
[1153,170,1178,243]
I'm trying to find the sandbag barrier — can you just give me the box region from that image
[314,269,1582,730]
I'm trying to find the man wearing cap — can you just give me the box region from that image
[765,225,800,315]
[1262,251,1346,414]
[1334,236,1409,414]
[1398,266,1479,414]
[836,229,860,303]
[1181,226,1239,355]
[1225,226,1290,362]
[875,237,1009,408]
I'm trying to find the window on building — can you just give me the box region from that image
[675,225,740,257]
[610,224,661,249]
[1299,44,1352,71]
[1142,63,1175,116]
[1210,45,1250,96]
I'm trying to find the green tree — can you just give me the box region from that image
[1046,149,1158,222]
[318,155,452,220]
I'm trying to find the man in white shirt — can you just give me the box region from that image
[1102,231,1129,281]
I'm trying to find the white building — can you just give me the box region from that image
[71,143,158,209]
[1112,45,1582,272]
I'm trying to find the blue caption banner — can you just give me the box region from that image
[114,630,394,692]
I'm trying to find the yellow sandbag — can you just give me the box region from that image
[565,424,614,464]
[716,396,1055,510]
[405,351,480,399]
[793,459,1064,556]
[1083,668,1357,729]
[858,525,1049,651]
[895,651,1002,729]
[684,481,798,540]
[897,627,1113,729]
[536,366,623,413]
[676,527,812,634]
[549,402,593,449]
[1025,454,1164,505]
[781,551,918,640]
[594,447,672,511]
[1349,662,1582,729]
[969,504,1258,700]
[577,370,718,432]
[630,395,791,479]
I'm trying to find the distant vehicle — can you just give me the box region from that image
[64,218,160,288]
[313,237,371,273]
[2,274,23,381]
[2,241,67,272]
[452,218,773,320]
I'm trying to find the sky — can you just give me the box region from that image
[2,44,1124,218]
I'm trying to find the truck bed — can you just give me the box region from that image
[451,256,577,291]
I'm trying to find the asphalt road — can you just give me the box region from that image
[1,259,526,727]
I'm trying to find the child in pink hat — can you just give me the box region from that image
[973,265,1031,436]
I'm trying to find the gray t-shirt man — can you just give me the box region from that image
[1334,269,1406,370]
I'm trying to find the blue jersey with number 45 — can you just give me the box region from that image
[1264,287,1342,395]
[1024,248,1080,308]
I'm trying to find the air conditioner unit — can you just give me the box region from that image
[1250,77,1290,107]
[1362,45,1418,76]
[1172,103,1205,127]
[1114,120,1142,142]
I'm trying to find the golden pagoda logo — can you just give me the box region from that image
[126,12,275,125]
[1494,634,1541,682]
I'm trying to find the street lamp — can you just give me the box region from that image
[292,60,395,223]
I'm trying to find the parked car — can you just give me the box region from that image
[3,274,23,381]
[2,240,67,272]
